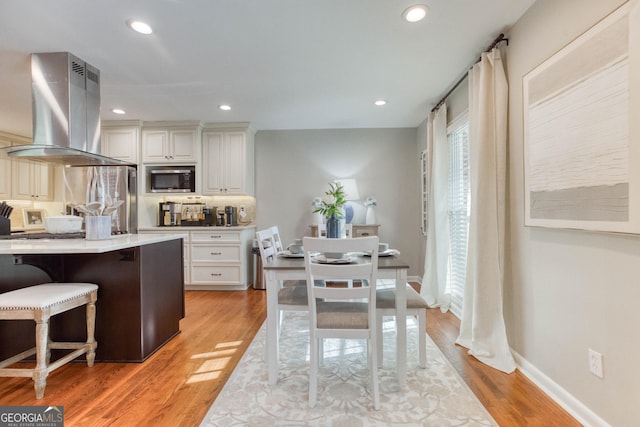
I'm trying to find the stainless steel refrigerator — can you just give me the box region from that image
[63,166,137,234]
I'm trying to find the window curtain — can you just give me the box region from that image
[456,48,515,373]
[421,105,450,311]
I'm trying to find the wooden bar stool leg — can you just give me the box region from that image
[33,311,50,399]
[86,296,97,367]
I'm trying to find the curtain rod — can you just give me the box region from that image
[430,33,508,113]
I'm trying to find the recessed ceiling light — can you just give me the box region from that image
[219,105,231,111]
[127,19,153,35]
[402,5,429,23]
[112,108,126,115]
[374,100,387,106]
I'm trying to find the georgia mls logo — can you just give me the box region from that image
[0,405,64,427]
[44,406,63,418]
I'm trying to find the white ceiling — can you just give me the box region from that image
[0,0,536,136]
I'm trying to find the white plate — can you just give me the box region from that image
[279,251,304,258]
[312,255,354,264]
[363,249,398,257]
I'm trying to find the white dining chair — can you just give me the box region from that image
[376,281,428,369]
[269,225,285,252]
[303,236,380,410]
[256,227,308,329]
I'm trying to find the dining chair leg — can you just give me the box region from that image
[376,312,384,368]
[309,335,319,408]
[369,337,380,410]
[418,310,427,369]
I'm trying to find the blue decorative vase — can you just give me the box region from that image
[326,214,341,238]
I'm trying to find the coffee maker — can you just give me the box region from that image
[203,206,216,226]
[159,202,182,226]
[225,206,238,226]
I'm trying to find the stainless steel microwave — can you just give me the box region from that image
[149,167,195,193]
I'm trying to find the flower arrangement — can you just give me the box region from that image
[364,196,378,207]
[313,182,346,219]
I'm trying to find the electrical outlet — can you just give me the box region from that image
[589,348,604,378]
[239,205,247,218]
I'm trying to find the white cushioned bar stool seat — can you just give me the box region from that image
[0,283,98,399]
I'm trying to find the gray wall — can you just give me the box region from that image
[507,1,638,425]
[255,128,422,278]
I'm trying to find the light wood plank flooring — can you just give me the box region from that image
[0,289,579,426]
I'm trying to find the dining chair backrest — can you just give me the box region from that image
[256,227,278,264]
[270,225,285,253]
[303,236,379,320]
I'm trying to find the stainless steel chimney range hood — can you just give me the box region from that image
[2,52,134,167]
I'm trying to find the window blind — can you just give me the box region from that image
[447,116,469,318]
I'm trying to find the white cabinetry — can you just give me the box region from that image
[142,123,201,163]
[101,121,141,163]
[11,160,53,201]
[0,139,11,199]
[202,124,254,195]
[0,132,53,201]
[189,227,254,290]
[139,227,254,291]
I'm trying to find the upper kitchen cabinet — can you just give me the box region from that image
[0,132,53,201]
[101,120,142,164]
[202,123,255,195]
[11,159,53,201]
[142,122,202,164]
[0,138,11,199]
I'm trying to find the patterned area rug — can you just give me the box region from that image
[200,312,497,426]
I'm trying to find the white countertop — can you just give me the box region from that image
[0,233,187,255]
[138,225,255,231]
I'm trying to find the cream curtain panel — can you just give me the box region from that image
[456,48,515,373]
[421,106,450,311]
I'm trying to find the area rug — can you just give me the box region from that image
[200,312,497,426]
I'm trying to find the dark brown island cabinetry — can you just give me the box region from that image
[0,237,184,362]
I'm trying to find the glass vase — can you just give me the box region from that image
[326,214,341,238]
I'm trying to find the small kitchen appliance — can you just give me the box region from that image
[216,212,226,226]
[149,167,195,193]
[159,202,182,226]
[203,206,216,226]
[225,206,238,227]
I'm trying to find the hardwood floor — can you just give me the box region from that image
[0,289,580,426]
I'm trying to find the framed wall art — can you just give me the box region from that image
[523,2,640,233]
[22,208,46,230]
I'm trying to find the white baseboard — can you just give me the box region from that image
[512,350,611,427]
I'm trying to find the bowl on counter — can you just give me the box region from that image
[44,215,83,234]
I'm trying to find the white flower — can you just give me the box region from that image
[323,194,336,205]
[364,196,378,207]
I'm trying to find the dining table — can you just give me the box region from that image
[263,253,410,387]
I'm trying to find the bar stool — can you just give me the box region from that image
[0,283,98,399]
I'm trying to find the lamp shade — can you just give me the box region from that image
[335,179,360,201]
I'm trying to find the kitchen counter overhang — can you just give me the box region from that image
[0,234,186,362]
[0,233,188,254]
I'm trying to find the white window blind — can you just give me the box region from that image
[447,115,470,318]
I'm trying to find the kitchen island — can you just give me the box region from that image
[0,234,186,362]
